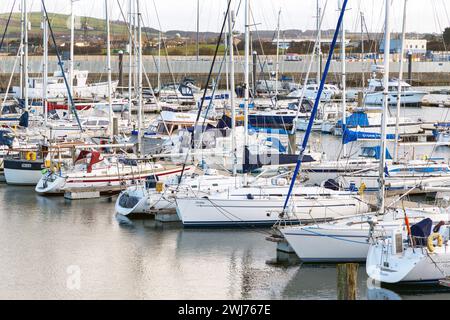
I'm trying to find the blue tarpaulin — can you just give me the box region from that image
[411,218,433,246]
[361,146,392,160]
[342,126,397,144]
[19,111,29,128]
[0,130,13,147]
[337,112,370,127]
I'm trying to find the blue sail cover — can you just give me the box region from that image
[410,218,433,246]
[19,111,29,128]
[265,137,287,153]
[0,130,13,147]
[337,112,369,127]
[361,146,392,160]
[342,126,396,144]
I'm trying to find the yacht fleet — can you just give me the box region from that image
[1,0,450,290]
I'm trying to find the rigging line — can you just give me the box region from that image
[291,0,329,133]
[281,0,349,214]
[176,0,232,189]
[115,0,175,146]
[41,0,83,133]
[0,0,16,53]
[204,198,276,236]
[249,7,275,108]
[151,0,181,103]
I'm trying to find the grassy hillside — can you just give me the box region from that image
[0,12,159,39]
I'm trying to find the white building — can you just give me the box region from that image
[380,39,427,54]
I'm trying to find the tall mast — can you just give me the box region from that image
[128,0,133,123]
[377,0,391,213]
[105,0,113,140]
[42,1,48,127]
[136,0,143,155]
[316,0,321,84]
[227,6,236,176]
[360,12,365,89]
[394,0,408,162]
[23,0,28,111]
[19,0,24,100]
[133,2,138,106]
[274,8,281,108]
[244,0,250,147]
[196,0,200,61]
[70,0,75,97]
[158,31,161,92]
[339,0,346,156]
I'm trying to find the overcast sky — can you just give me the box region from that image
[1,0,449,35]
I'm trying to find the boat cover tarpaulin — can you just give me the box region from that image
[342,126,397,144]
[19,111,29,128]
[411,218,433,246]
[0,130,13,147]
[242,146,314,173]
[337,112,369,127]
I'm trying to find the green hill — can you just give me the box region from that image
[0,12,159,40]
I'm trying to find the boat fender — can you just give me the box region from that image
[358,182,366,195]
[26,151,36,161]
[45,159,51,168]
[155,181,164,193]
[247,194,254,200]
[427,233,444,252]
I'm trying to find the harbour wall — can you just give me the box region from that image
[1,55,450,88]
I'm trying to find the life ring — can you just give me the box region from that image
[427,233,443,252]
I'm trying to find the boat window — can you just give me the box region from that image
[98,120,109,126]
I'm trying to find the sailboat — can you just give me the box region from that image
[175,0,370,228]
[279,0,450,264]
[35,149,192,195]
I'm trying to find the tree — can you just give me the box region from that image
[444,27,450,45]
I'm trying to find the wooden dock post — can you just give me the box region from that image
[337,263,358,300]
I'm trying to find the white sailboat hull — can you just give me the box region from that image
[176,194,369,227]
[282,227,370,262]
[364,91,427,106]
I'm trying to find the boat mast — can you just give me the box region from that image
[227,5,237,176]
[23,0,28,112]
[133,2,138,108]
[316,0,321,84]
[105,0,114,140]
[339,0,346,156]
[136,0,143,156]
[274,8,281,108]
[244,0,250,147]
[69,0,75,98]
[19,0,24,101]
[196,0,200,61]
[360,12,365,90]
[158,31,161,93]
[42,1,48,127]
[128,0,133,124]
[377,0,391,214]
[282,0,348,214]
[394,0,408,162]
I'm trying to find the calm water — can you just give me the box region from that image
[1,185,450,300]
[1,106,450,300]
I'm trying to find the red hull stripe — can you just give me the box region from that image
[65,167,191,183]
